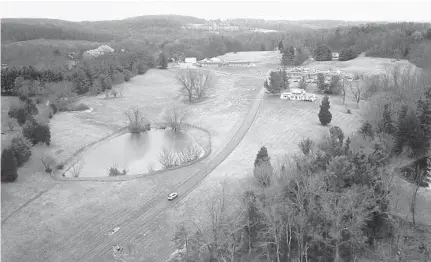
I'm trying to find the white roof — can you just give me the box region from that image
[290,88,305,93]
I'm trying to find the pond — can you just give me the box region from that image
[64,129,204,178]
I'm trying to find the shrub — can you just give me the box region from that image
[9,135,32,167]
[108,164,127,176]
[1,148,18,182]
[298,138,314,155]
[49,103,58,114]
[40,151,55,173]
[359,122,374,138]
[23,121,51,146]
[124,70,132,82]
[66,103,90,111]
[70,161,84,177]
[177,145,202,164]
[318,95,332,125]
[339,46,359,61]
[159,148,178,169]
[147,162,155,173]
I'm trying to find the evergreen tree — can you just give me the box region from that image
[254,146,270,167]
[1,148,18,182]
[314,44,332,61]
[278,69,289,89]
[278,41,284,52]
[281,46,295,66]
[328,75,341,94]
[264,71,284,94]
[158,52,168,69]
[393,105,409,155]
[318,95,332,126]
[417,91,431,153]
[298,75,308,90]
[380,104,396,135]
[317,73,327,93]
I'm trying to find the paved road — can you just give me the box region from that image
[71,74,265,261]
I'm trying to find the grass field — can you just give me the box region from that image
[2,51,430,262]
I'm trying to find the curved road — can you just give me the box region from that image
[70,72,265,261]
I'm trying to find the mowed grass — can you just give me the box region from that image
[1,52,280,262]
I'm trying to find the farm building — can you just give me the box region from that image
[332,52,340,60]
[280,88,317,101]
[179,57,197,69]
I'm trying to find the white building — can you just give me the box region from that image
[280,88,317,101]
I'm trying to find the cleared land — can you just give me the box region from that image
[1,52,270,262]
[2,52,430,262]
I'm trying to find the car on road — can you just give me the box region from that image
[168,192,178,201]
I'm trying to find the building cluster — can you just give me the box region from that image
[175,57,256,69]
[274,66,354,83]
[82,45,115,59]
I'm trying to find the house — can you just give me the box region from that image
[185,57,197,63]
[280,88,317,102]
[332,52,339,60]
[179,62,196,69]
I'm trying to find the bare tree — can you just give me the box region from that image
[176,69,216,102]
[163,105,189,132]
[341,79,347,105]
[40,151,56,173]
[124,107,150,133]
[350,81,363,107]
[70,160,84,178]
[159,148,178,168]
[410,165,424,226]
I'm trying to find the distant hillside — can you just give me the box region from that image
[1,18,116,44]
[1,39,102,68]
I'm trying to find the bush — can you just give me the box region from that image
[49,103,58,114]
[23,121,51,146]
[1,148,18,182]
[10,135,32,167]
[298,138,314,155]
[66,103,90,111]
[108,164,127,176]
[124,70,132,82]
[177,145,202,164]
[359,122,374,138]
[159,148,178,169]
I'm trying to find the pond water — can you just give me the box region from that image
[64,129,204,178]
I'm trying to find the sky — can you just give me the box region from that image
[1,0,431,22]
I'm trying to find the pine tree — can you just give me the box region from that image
[278,69,289,89]
[380,104,396,135]
[281,46,295,66]
[318,95,332,126]
[314,44,332,61]
[298,75,308,90]
[317,73,326,93]
[393,105,409,155]
[417,91,431,153]
[254,146,270,167]
[1,148,18,182]
[278,41,284,52]
[158,52,168,69]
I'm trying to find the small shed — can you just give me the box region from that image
[185,57,197,63]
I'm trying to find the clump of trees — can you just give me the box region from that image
[313,44,332,61]
[281,46,309,66]
[318,95,332,125]
[339,46,359,61]
[176,69,216,102]
[170,125,401,262]
[264,69,289,94]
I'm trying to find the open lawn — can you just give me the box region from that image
[2,51,430,262]
[1,52,276,262]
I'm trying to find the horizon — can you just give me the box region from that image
[2,1,431,23]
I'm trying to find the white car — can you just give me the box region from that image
[168,192,178,201]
